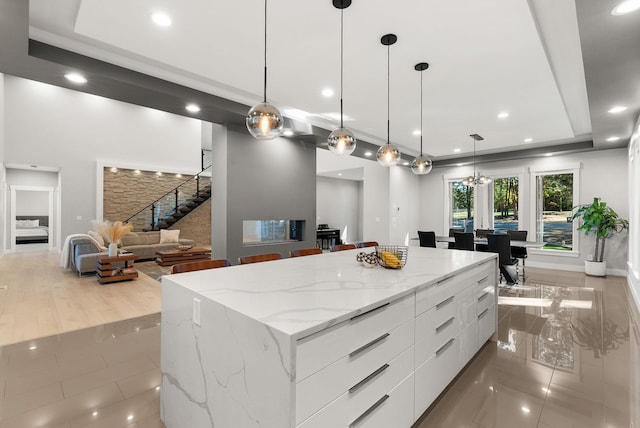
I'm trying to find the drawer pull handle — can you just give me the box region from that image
[478,275,489,284]
[436,317,455,333]
[348,394,390,427]
[349,363,390,394]
[349,333,390,358]
[436,296,454,309]
[436,338,455,357]
[437,275,455,284]
[477,292,489,302]
[350,303,390,321]
[478,308,490,319]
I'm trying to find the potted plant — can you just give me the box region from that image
[571,197,629,276]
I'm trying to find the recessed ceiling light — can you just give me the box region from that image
[497,112,509,119]
[322,88,334,97]
[364,151,373,157]
[453,148,461,153]
[92,411,98,417]
[612,0,640,15]
[338,173,342,176]
[282,129,294,137]
[403,161,410,166]
[64,73,87,84]
[185,104,200,113]
[29,345,37,350]
[606,136,620,142]
[608,105,628,114]
[127,415,134,421]
[152,12,172,27]
[412,130,421,136]
[456,163,463,167]
[521,406,530,414]
[524,138,533,143]
[544,153,553,157]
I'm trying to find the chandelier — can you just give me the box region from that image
[461,133,491,186]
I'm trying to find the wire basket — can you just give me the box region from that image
[375,245,408,269]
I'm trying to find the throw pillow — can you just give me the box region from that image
[28,219,40,227]
[16,220,28,228]
[160,229,180,244]
[88,230,105,247]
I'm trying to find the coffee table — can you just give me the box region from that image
[155,248,211,266]
[96,253,138,284]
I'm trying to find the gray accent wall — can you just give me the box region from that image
[316,176,361,244]
[212,125,316,263]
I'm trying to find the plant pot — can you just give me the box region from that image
[108,242,118,257]
[585,260,606,277]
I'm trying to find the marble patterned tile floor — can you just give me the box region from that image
[0,268,638,428]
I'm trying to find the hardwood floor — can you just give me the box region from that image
[0,249,161,347]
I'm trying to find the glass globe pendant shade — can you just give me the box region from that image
[246,102,284,140]
[478,175,492,184]
[328,127,357,155]
[410,154,433,175]
[462,176,475,186]
[377,143,401,167]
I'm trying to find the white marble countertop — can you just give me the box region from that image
[162,247,496,340]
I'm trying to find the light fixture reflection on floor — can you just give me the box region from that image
[377,33,401,167]
[327,0,356,155]
[410,62,433,175]
[246,0,283,140]
[461,134,491,186]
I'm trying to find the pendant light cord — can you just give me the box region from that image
[419,69,423,156]
[473,136,476,179]
[340,7,344,128]
[387,43,390,145]
[263,0,268,103]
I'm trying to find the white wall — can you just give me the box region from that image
[316,176,360,243]
[420,148,629,273]
[628,116,640,311]
[389,166,420,245]
[0,73,5,255]
[317,149,390,244]
[2,76,202,242]
[15,190,48,215]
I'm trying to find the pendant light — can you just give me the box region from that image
[327,0,356,155]
[461,134,492,186]
[377,33,401,167]
[246,0,283,140]
[410,62,433,175]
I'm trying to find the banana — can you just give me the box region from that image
[380,251,402,268]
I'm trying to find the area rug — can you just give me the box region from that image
[136,260,171,282]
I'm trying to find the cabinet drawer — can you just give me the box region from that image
[414,333,461,420]
[414,296,460,366]
[297,294,414,381]
[477,303,496,345]
[296,319,414,424]
[476,283,495,316]
[297,348,414,428]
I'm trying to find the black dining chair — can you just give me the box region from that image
[417,231,437,248]
[506,230,528,277]
[448,227,464,249]
[453,232,474,251]
[475,229,494,252]
[487,233,519,284]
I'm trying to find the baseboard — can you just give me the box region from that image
[628,271,640,314]
[527,260,627,277]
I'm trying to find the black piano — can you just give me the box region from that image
[316,225,341,249]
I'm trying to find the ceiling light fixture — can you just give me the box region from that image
[524,138,533,143]
[364,151,373,157]
[151,12,172,27]
[411,62,433,175]
[497,112,509,119]
[282,129,294,137]
[64,73,87,84]
[412,130,421,136]
[185,104,200,113]
[453,148,461,153]
[606,136,620,142]
[246,0,283,140]
[612,0,640,15]
[377,34,401,167]
[461,134,491,186]
[322,88,334,97]
[328,0,356,156]
[608,105,628,113]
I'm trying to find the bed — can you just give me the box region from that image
[16,215,49,244]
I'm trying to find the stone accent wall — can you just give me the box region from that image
[103,167,196,231]
[169,199,211,247]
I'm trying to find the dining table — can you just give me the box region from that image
[435,235,545,249]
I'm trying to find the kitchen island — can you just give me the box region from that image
[161,247,498,428]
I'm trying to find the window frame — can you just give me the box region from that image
[528,163,581,257]
[483,167,525,231]
[443,173,477,233]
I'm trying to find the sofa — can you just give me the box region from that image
[70,231,195,274]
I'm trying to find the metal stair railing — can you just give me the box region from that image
[124,164,212,231]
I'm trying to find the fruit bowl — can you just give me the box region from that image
[175,242,195,251]
[375,245,408,269]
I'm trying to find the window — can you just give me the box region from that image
[533,171,576,251]
[492,176,519,233]
[449,181,474,232]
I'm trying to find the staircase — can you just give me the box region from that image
[124,165,212,232]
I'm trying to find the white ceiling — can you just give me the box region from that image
[27,0,607,158]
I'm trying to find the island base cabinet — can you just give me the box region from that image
[414,335,461,420]
[297,347,414,428]
[478,302,496,344]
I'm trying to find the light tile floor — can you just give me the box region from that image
[0,268,638,428]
